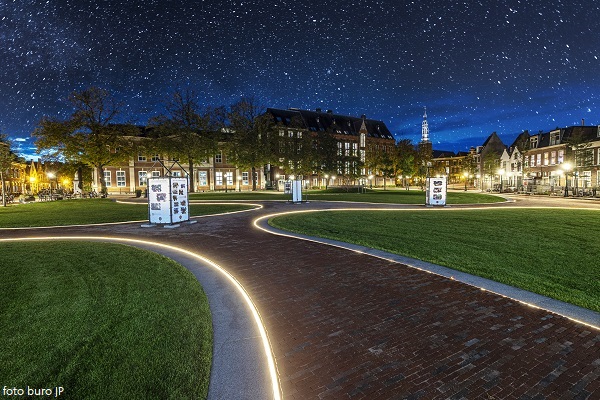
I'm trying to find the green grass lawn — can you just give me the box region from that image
[270,208,600,312]
[0,198,254,228]
[190,188,503,204]
[0,241,211,399]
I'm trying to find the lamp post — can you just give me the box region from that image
[497,169,505,192]
[237,175,242,192]
[368,174,374,189]
[562,162,571,197]
[324,174,329,190]
[463,171,469,191]
[47,172,55,200]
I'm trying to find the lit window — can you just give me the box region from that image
[116,171,126,187]
[215,152,222,163]
[198,171,208,186]
[225,172,233,185]
[104,171,111,187]
[216,171,223,185]
[242,172,249,185]
[138,171,147,186]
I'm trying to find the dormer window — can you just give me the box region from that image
[550,131,560,146]
[530,136,538,148]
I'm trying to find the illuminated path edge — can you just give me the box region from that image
[0,236,280,400]
[254,209,600,330]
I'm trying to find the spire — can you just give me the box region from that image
[421,106,430,143]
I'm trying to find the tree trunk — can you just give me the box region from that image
[1,171,6,207]
[98,165,107,194]
[188,158,195,193]
[252,166,257,191]
[77,167,83,191]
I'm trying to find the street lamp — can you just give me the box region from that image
[237,175,242,192]
[497,169,505,192]
[562,162,571,197]
[463,171,469,191]
[47,172,55,199]
[368,174,374,189]
[324,174,329,190]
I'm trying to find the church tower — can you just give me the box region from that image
[421,107,431,143]
[418,107,433,170]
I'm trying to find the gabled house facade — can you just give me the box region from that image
[522,125,598,194]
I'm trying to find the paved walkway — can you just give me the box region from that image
[1,197,600,399]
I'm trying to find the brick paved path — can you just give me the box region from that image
[2,201,599,399]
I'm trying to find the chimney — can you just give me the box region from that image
[361,114,366,120]
[582,118,585,126]
[316,108,322,113]
[327,109,333,114]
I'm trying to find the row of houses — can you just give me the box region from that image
[1,159,57,196]
[432,124,600,194]
[3,108,599,196]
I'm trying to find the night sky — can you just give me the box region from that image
[2,0,600,159]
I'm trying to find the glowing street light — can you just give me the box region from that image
[562,162,572,197]
[47,172,56,199]
[497,168,505,192]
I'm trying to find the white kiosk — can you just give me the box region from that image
[143,159,196,228]
[426,176,447,206]
[291,180,303,203]
[147,177,190,225]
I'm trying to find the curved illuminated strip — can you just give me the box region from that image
[0,236,282,400]
[0,203,264,231]
[253,208,600,331]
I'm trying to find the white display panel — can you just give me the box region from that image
[292,180,302,203]
[148,177,189,224]
[426,177,447,206]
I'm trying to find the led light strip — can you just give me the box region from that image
[0,236,282,400]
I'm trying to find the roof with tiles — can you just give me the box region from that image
[266,108,395,140]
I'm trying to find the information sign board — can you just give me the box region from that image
[426,176,447,206]
[148,177,190,224]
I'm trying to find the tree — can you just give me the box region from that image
[149,89,218,192]
[33,87,137,194]
[396,139,416,187]
[481,152,499,191]
[461,151,477,188]
[314,127,341,180]
[226,97,275,191]
[0,134,16,207]
[275,115,316,181]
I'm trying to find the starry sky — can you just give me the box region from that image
[2,0,600,159]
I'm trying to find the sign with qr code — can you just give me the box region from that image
[426,177,447,206]
[148,177,190,224]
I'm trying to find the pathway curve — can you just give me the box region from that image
[1,197,599,399]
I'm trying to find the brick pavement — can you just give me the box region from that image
[1,200,599,399]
